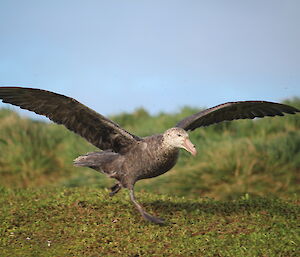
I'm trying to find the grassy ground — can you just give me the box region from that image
[0,187,299,256]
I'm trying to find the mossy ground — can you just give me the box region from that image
[0,187,299,256]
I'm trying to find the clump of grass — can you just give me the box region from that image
[0,109,95,187]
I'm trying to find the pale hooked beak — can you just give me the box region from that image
[182,138,197,156]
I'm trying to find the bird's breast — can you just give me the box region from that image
[125,141,179,181]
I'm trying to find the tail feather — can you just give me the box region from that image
[73,151,119,167]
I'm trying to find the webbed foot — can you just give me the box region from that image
[141,211,165,224]
[109,183,121,197]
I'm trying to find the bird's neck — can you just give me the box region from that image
[161,137,178,153]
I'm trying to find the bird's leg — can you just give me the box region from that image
[109,183,122,197]
[129,188,164,224]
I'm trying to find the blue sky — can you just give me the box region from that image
[0,0,299,118]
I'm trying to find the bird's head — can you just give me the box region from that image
[163,127,197,156]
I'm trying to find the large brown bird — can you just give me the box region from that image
[0,87,299,224]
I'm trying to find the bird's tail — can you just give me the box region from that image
[73,151,120,174]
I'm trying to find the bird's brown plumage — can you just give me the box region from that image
[176,101,299,131]
[0,87,140,152]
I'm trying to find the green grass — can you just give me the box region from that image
[0,187,299,256]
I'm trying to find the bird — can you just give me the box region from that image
[0,86,299,224]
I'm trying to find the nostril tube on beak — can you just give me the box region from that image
[183,138,197,156]
[191,145,197,156]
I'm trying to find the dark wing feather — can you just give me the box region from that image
[176,101,299,131]
[0,87,140,152]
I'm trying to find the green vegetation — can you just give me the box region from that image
[1,99,300,200]
[0,99,300,256]
[0,187,299,256]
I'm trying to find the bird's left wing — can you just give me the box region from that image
[176,101,299,131]
[0,87,141,152]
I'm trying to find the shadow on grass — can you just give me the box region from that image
[76,195,299,225]
[142,198,299,220]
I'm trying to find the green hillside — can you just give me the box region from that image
[0,99,300,200]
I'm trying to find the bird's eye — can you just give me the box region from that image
[177,134,182,137]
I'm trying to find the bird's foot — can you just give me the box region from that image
[129,188,165,224]
[109,183,121,197]
[141,211,165,224]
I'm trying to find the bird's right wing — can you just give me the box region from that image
[176,101,299,131]
[0,87,141,152]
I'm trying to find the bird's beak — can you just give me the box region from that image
[182,138,197,156]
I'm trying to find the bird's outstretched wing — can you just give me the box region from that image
[0,87,140,152]
[176,101,299,131]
